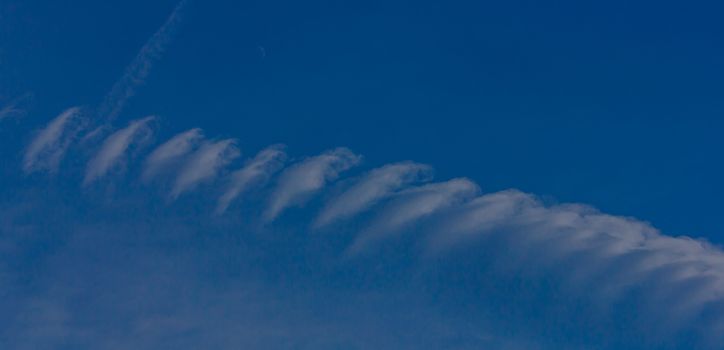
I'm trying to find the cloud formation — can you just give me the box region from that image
[170,139,239,199]
[216,144,287,214]
[264,147,361,222]
[23,107,86,174]
[84,117,154,185]
[142,128,203,182]
[315,161,433,228]
[8,108,724,349]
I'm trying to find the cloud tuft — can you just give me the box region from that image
[216,144,287,214]
[315,161,433,228]
[264,147,361,222]
[170,138,240,199]
[349,178,479,253]
[83,117,154,185]
[142,128,204,182]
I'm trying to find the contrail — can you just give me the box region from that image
[216,144,287,215]
[96,0,190,123]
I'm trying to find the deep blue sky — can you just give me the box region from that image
[3,1,724,349]
[4,0,724,243]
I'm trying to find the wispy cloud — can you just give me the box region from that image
[96,0,189,123]
[0,93,32,121]
[349,178,479,253]
[23,107,86,174]
[314,162,433,228]
[142,128,203,182]
[170,139,239,199]
[264,147,361,222]
[216,144,287,215]
[83,117,154,185]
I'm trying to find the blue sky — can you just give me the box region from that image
[1,1,724,349]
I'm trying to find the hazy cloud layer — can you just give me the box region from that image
[264,147,361,222]
[216,144,287,214]
[6,111,724,349]
[23,107,86,174]
[0,204,538,350]
[84,117,154,185]
[170,139,239,199]
[315,162,433,228]
[142,128,203,181]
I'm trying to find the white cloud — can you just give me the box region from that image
[216,144,287,214]
[314,161,433,228]
[83,117,154,185]
[349,178,479,253]
[142,128,204,182]
[264,147,361,222]
[170,139,240,199]
[424,189,724,343]
[23,107,86,174]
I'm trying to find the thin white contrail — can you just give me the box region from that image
[96,0,190,123]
